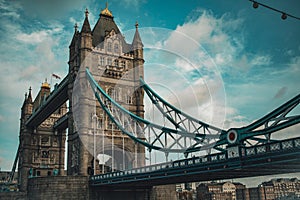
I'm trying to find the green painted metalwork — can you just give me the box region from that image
[229,93,300,144]
[86,68,300,154]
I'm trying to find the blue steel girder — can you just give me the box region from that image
[140,78,228,153]
[90,136,300,187]
[226,93,300,145]
[86,68,300,153]
[25,74,69,127]
[140,78,225,138]
[86,68,225,154]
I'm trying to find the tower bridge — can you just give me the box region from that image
[3,4,300,200]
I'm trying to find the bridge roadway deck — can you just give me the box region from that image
[90,137,300,188]
[26,75,69,128]
[53,112,69,130]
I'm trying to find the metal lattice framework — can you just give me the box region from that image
[140,78,227,153]
[86,69,225,155]
[227,93,300,146]
[86,68,300,156]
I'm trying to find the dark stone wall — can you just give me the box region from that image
[27,176,88,200]
[150,184,177,200]
[0,192,27,200]
[1,176,176,200]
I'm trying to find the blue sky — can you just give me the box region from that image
[0,0,299,186]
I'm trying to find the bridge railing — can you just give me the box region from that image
[91,151,229,181]
[242,137,300,157]
[91,136,300,182]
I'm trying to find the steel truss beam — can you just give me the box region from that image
[87,68,300,154]
[140,78,227,152]
[86,69,223,154]
[228,93,300,145]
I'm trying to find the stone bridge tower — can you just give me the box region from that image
[18,82,67,191]
[67,5,145,176]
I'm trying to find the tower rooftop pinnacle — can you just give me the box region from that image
[41,79,50,89]
[81,8,92,33]
[100,2,113,17]
[132,21,143,48]
[27,86,33,103]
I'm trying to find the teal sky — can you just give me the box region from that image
[0,0,299,186]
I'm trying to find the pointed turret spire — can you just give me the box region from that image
[81,8,92,33]
[27,86,32,103]
[22,87,33,115]
[132,21,143,48]
[74,23,78,32]
[70,23,79,48]
[85,8,89,17]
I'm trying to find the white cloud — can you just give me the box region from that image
[119,0,146,8]
[250,55,272,66]
[69,17,77,26]
[273,86,288,99]
[163,10,274,77]
[19,65,40,80]
[0,0,22,19]
[16,26,63,44]
[164,11,242,61]
[16,31,49,43]
[289,56,300,72]
[0,115,4,122]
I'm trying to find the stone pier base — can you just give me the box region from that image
[0,176,177,200]
[27,176,88,200]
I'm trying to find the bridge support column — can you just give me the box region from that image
[57,130,66,175]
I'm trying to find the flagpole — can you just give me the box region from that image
[50,72,53,90]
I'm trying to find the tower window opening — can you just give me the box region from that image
[107,58,112,66]
[114,59,119,67]
[114,43,119,53]
[99,57,105,66]
[126,95,132,104]
[121,60,125,68]
[107,42,112,52]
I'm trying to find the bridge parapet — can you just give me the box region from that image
[90,136,300,186]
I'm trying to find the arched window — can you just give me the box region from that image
[107,42,112,52]
[114,43,119,53]
[99,57,105,66]
[121,60,125,67]
[107,58,112,66]
[126,91,132,104]
[108,88,115,99]
[114,59,119,67]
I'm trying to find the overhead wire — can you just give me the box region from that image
[249,0,300,21]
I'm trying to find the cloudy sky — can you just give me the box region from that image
[0,0,299,186]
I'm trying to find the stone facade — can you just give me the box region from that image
[0,192,26,200]
[196,182,246,200]
[150,185,177,200]
[11,5,178,200]
[27,176,88,200]
[67,5,145,176]
[18,82,67,191]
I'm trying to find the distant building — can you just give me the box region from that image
[196,181,246,200]
[176,182,197,200]
[260,178,300,199]
[0,171,18,191]
[236,178,300,200]
[239,186,275,200]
